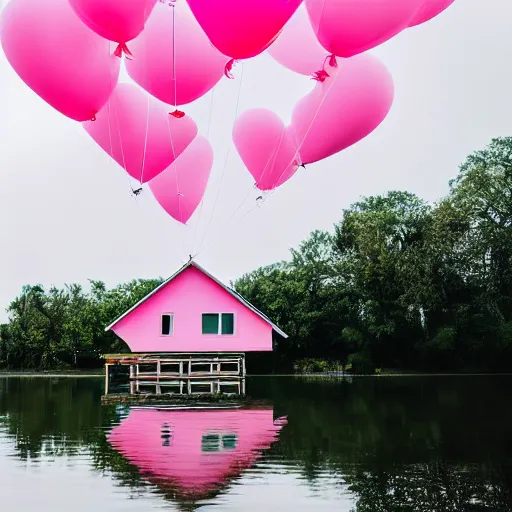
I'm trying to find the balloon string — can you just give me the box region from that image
[166,7,183,239]
[106,41,132,194]
[190,87,216,256]
[250,52,338,194]
[267,66,337,193]
[139,91,151,184]
[257,128,286,189]
[310,0,331,82]
[196,52,337,258]
[170,3,184,119]
[166,114,183,225]
[196,61,245,253]
[193,185,257,259]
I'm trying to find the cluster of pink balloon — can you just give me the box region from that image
[0,0,455,224]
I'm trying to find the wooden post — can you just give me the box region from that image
[129,364,135,380]
[179,361,183,376]
[242,355,246,378]
[157,360,161,381]
[188,359,191,377]
[104,364,110,395]
[187,380,192,394]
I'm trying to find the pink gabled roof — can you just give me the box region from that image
[104,261,288,338]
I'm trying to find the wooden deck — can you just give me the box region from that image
[103,352,246,397]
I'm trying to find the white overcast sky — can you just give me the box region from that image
[0,0,511,321]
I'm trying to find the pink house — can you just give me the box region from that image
[105,261,287,354]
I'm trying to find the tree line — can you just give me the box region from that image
[1,137,512,372]
[234,137,512,373]
[0,279,163,369]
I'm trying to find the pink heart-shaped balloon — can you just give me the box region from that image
[233,109,301,191]
[0,0,120,122]
[83,83,198,183]
[185,0,303,59]
[408,0,455,27]
[126,1,229,107]
[291,55,394,164]
[149,136,213,224]
[267,5,330,77]
[68,0,157,44]
[305,0,423,58]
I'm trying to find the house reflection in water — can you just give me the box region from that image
[107,405,287,504]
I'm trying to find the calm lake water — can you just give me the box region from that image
[0,375,511,511]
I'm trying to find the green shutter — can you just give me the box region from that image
[202,314,219,334]
[221,313,234,335]
[201,434,220,452]
[222,433,238,450]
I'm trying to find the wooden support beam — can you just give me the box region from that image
[104,364,110,395]
[103,353,248,398]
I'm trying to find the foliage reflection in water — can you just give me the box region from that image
[0,375,511,510]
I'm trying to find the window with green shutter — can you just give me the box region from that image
[221,313,234,335]
[202,314,219,334]
[201,432,238,452]
[202,313,235,335]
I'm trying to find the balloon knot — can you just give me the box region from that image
[113,43,133,60]
[292,156,305,168]
[170,109,185,118]
[224,58,237,79]
[328,54,338,68]
[312,69,330,82]
[90,115,96,121]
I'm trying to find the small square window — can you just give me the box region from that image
[161,314,174,336]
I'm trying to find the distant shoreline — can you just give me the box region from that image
[0,370,104,377]
[0,371,511,378]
